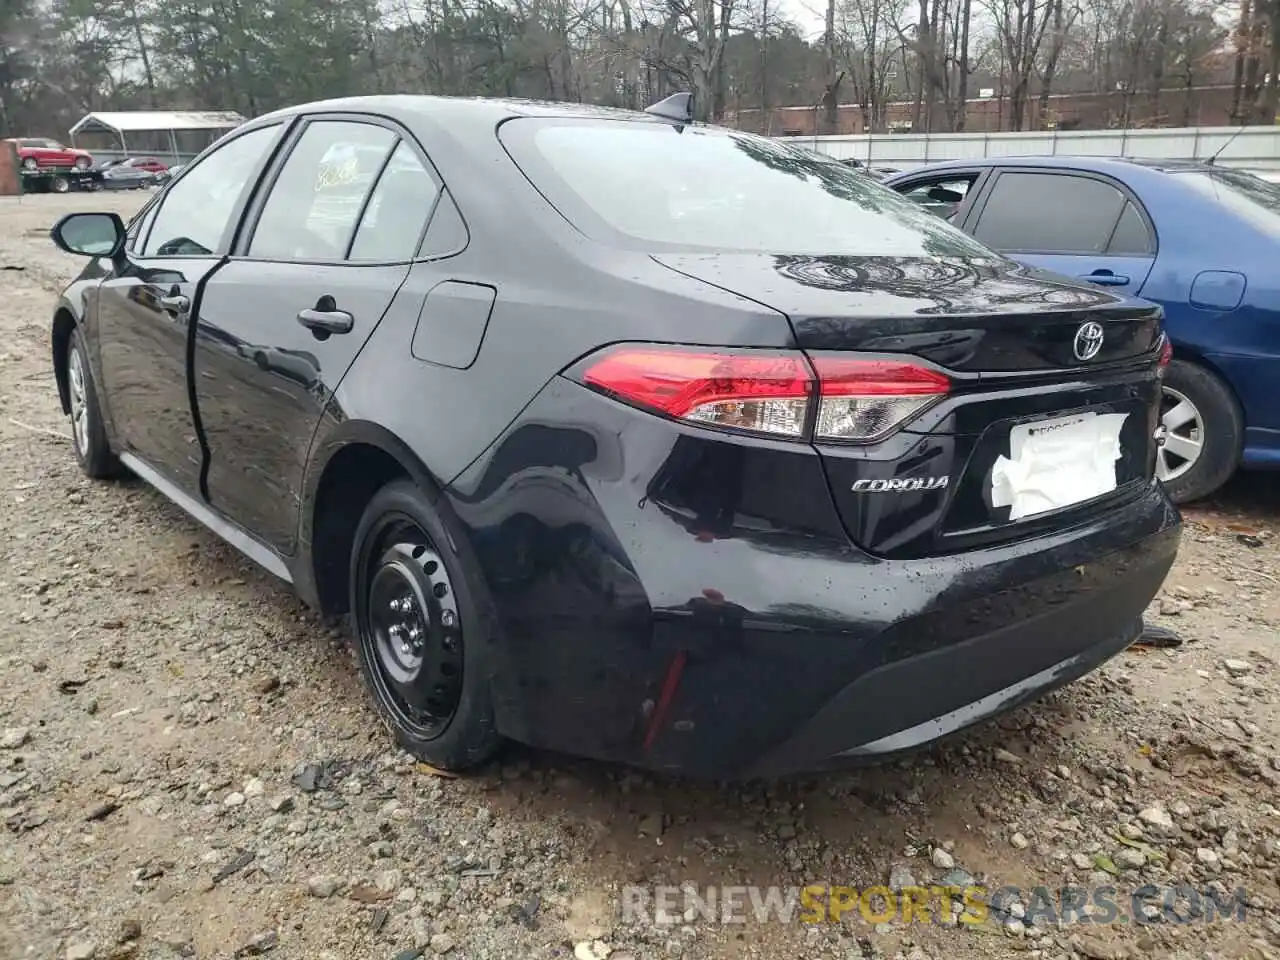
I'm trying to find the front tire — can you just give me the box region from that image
[66,328,119,478]
[1157,359,1242,504]
[349,480,500,771]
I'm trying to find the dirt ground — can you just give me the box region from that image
[1,191,1278,960]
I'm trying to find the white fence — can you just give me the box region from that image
[779,126,1280,173]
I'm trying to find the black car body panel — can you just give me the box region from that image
[446,376,1178,776]
[651,253,1162,370]
[49,95,1180,777]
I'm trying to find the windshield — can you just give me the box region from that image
[1173,167,1280,234]
[499,118,993,258]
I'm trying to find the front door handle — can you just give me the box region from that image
[296,295,354,337]
[158,293,190,314]
[1080,270,1130,287]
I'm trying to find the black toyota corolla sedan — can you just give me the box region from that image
[48,94,1180,777]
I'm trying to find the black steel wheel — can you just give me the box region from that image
[360,520,464,738]
[350,480,500,769]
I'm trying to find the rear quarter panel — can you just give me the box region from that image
[1137,175,1280,436]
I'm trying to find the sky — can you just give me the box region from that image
[780,0,828,39]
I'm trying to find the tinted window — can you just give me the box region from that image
[142,125,280,257]
[348,142,441,261]
[1174,168,1280,235]
[1107,201,1153,254]
[499,119,992,257]
[249,121,396,261]
[974,172,1126,253]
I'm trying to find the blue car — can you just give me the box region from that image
[884,156,1280,503]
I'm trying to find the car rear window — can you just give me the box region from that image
[498,118,992,258]
[1174,167,1280,235]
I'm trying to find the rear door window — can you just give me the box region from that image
[498,118,993,258]
[248,120,397,261]
[1106,201,1154,255]
[348,142,442,261]
[973,171,1127,254]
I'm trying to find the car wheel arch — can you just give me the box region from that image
[51,307,78,416]
[304,422,448,618]
[1163,342,1245,419]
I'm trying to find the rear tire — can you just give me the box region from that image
[1157,359,1242,504]
[349,480,500,771]
[66,327,120,479]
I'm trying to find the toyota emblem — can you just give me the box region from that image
[1073,321,1105,361]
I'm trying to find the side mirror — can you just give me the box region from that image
[50,212,126,258]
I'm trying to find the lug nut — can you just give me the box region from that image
[441,610,456,627]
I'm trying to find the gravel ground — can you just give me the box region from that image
[2,192,1279,960]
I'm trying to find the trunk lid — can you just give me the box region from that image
[653,253,1166,560]
[653,253,1162,370]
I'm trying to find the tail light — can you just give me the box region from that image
[809,355,950,442]
[1157,335,1173,370]
[575,345,949,443]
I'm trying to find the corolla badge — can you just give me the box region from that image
[1073,321,1105,361]
[852,477,950,493]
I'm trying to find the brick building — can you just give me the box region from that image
[725,84,1240,136]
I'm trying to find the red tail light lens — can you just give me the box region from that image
[1158,335,1173,369]
[581,347,813,437]
[577,346,949,442]
[810,356,950,442]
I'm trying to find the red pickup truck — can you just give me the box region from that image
[7,138,93,171]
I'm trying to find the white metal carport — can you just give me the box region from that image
[68,110,246,163]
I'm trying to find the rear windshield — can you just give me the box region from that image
[499,118,993,258]
[1173,167,1280,234]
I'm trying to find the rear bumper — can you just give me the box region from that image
[445,379,1181,778]
[746,572,1154,777]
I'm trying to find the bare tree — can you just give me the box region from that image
[981,0,1056,129]
[838,0,901,130]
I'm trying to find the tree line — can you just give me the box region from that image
[0,0,1271,139]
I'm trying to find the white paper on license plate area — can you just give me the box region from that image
[990,411,1128,520]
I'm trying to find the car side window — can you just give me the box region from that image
[126,196,162,253]
[898,176,976,220]
[1106,200,1154,255]
[347,142,442,262]
[973,172,1126,254]
[248,121,397,261]
[142,124,281,257]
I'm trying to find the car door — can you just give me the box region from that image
[964,169,1157,295]
[193,116,444,555]
[890,169,988,222]
[93,122,287,495]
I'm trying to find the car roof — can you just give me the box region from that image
[887,155,1220,178]
[252,94,674,130]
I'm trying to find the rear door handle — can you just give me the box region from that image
[158,293,190,314]
[297,309,354,335]
[1080,271,1130,287]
